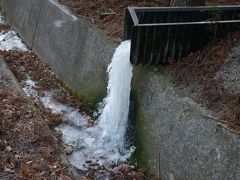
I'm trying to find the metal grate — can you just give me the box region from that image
[124,6,240,65]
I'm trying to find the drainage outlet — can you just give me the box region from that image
[124,6,240,65]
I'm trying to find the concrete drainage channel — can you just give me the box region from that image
[0,15,136,179]
[1,0,240,179]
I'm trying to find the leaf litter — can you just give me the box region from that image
[0,22,145,179]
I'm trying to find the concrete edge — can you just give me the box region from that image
[132,66,240,179]
[0,58,23,93]
[0,0,118,102]
[0,58,80,179]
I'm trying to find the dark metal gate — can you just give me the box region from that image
[124,6,240,65]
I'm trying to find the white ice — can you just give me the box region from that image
[20,29,133,170]
[40,91,88,127]
[22,77,38,97]
[58,40,134,170]
[0,30,28,51]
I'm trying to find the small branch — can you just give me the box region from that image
[217,122,240,135]
[100,8,119,19]
[80,15,95,24]
[88,17,95,24]
[0,31,13,43]
[110,28,122,36]
[109,8,117,14]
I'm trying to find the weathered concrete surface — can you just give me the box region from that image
[132,66,240,180]
[33,0,118,99]
[217,45,240,93]
[0,59,23,92]
[0,0,117,100]
[0,0,42,47]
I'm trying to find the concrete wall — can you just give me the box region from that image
[1,1,240,179]
[132,67,240,179]
[0,0,118,100]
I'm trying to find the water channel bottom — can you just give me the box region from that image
[0,15,134,170]
[58,40,133,170]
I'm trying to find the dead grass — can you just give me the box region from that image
[168,32,240,132]
[0,88,74,179]
[208,0,240,5]
[57,0,240,39]
[57,0,169,39]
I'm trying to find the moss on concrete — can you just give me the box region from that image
[63,82,105,116]
[131,66,186,178]
[130,89,154,176]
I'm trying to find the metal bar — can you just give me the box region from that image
[133,6,240,13]
[128,7,139,25]
[135,20,240,27]
[123,9,132,40]
[125,6,240,65]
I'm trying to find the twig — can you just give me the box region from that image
[0,31,13,43]
[109,8,117,14]
[217,122,240,134]
[202,113,240,134]
[100,12,115,16]
[110,28,122,36]
[100,8,119,19]
[88,17,95,24]
[80,15,95,24]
